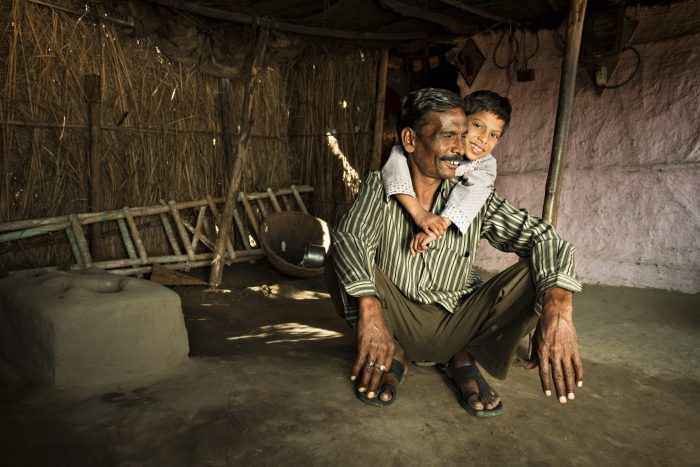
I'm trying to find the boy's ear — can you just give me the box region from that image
[401,128,416,153]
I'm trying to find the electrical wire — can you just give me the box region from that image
[599,45,641,89]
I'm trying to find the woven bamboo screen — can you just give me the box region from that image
[0,0,379,272]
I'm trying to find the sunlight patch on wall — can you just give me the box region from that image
[326,133,360,196]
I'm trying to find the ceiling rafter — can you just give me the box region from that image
[145,0,429,41]
[378,0,479,34]
[438,0,521,26]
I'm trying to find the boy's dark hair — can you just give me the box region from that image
[397,88,464,137]
[463,90,513,133]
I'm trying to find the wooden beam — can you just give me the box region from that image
[370,49,389,171]
[378,0,479,34]
[85,74,103,259]
[145,0,428,41]
[209,28,270,288]
[438,0,521,26]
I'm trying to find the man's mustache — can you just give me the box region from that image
[440,155,464,163]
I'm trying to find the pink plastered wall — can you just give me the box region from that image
[463,2,700,293]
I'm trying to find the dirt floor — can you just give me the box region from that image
[1,259,699,466]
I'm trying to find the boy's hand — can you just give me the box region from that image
[415,212,450,238]
[410,232,437,256]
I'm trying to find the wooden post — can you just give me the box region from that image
[219,78,234,177]
[369,49,389,171]
[542,0,588,227]
[209,28,269,287]
[85,74,103,258]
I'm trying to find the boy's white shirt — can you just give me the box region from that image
[381,144,496,234]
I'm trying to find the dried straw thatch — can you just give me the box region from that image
[0,0,381,272]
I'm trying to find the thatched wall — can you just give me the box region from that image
[0,0,379,272]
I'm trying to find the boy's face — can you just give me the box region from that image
[464,110,506,161]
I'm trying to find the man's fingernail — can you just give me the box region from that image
[367,392,375,398]
[350,376,356,381]
[559,396,567,403]
[358,386,365,392]
[568,392,575,400]
[577,381,583,387]
[545,390,551,397]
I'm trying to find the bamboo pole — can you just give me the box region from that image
[209,28,270,287]
[266,188,283,213]
[291,185,309,214]
[69,215,92,268]
[85,74,103,259]
[240,194,261,240]
[123,208,148,265]
[370,49,389,171]
[205,195,236,258]
[541,0,588,227]
[168,200,196,262]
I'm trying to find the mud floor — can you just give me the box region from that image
[1,260,698,466]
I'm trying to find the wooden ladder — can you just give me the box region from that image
[0,185,313,276]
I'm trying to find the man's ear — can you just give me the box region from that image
[401,128,416,153]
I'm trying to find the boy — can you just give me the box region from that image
[381,90,512,254]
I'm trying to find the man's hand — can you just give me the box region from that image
[410,232,437,255]
[414,211,450,239]
[525,287,584,404]
[351,296,395,399]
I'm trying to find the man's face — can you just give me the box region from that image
[403,107,468,181]
[464,110,506,161]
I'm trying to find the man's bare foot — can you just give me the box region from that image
[446,351,503,416]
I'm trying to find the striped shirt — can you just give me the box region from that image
[331,171,581,324]
[381,145,497,234]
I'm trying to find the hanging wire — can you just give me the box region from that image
[599,45,641,89]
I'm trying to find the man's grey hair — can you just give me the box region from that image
[397,88,464,137]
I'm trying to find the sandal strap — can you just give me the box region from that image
[388,358,406,385]
[452,364,491,397]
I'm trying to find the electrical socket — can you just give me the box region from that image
[516,69,535,82]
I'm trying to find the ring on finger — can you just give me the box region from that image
[367,360,376,368]
[375,364,386,372]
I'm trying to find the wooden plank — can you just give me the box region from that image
[150,263,206,286]
[123,208,148,265]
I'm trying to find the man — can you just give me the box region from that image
[328,88,583,417]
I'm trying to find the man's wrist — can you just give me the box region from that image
[542,287,573,318]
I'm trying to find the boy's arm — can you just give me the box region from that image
[382,145,450,237]
[395,194,450,238]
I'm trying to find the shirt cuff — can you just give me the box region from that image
[343,279,379,298]
[533,273,582,315]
